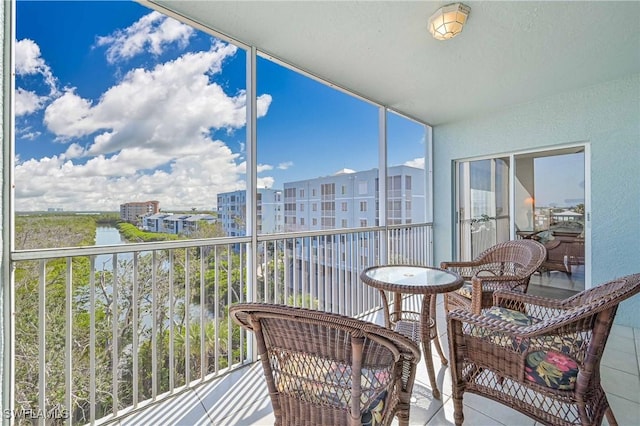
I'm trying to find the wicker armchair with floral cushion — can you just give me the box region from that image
[230,303,421,426]
[441,239,546,314]
[447,273,640,426]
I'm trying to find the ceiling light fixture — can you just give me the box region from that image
[428,3,471,41]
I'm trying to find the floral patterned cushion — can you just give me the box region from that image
[274,354,390,425]
[456,282,473,299]
[525,350,578,390]
[484,306,537,326]
[470,307,538,350]
[361,391,387,426]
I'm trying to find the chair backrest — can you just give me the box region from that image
[539,273,640,391]
[564,272,640,311]
[230,303,420,426]
[476,239,546,277]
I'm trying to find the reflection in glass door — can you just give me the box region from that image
[514,148,586,292]
[456,157,510,260]
[456,147,587,292]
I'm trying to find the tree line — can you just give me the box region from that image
[13,214,248,424]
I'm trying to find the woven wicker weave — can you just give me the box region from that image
[230,303,421,426]
[447,273,640,426]
[441,239,547,314]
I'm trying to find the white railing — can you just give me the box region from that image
[9,223,432,425]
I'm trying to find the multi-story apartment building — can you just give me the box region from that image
[120,200,160,224]
[283,165,426,232]
[143,213,216,235]
[217,188,284,237]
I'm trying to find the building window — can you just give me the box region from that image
[341,219,347,228]
[312,203,317,212]
[405,175,412,190]
[300,203,304,211]
[300,189,305,197]
[341,185,346,195]
[360,201,367,212]
[360,219,367,227]
[312,218,317,226]
[300,218,305,226]
[312,189,316,196]
[358,181,367,195]
[341,202,348,212]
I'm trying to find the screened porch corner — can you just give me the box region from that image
[101,296,640,426]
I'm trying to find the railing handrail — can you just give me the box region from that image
[11,222,434,261]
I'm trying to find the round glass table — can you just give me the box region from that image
[360,265,463,399]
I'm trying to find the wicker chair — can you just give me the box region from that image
[441,239,547,314]
[447,273,640,426]
[229,303,421,426]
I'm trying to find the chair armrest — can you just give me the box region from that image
[493,289,567,308]
[492,289,573,320]
[440,260,486,280]
[471,274,530,294]
[447,307,533,338]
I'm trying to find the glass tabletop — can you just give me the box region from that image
[361,265,462,294]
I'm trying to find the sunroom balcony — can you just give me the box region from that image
[10,224,428,424]
[117,299,640,426]
[9,224,640,425]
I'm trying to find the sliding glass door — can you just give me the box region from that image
[455,146,587,292]
[456,157,510,260]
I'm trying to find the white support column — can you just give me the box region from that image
[2,1,16,422]
[378,107,387,264]
[246,46,258,360]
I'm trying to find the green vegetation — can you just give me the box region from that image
[117,222,179,242]
[13,213,247,424]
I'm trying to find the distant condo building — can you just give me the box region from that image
[120,200,160,224]
[143,213,215,235]
[283,165,426,232]
[217,189,284,236]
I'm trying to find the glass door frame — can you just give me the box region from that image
[453,142,591,289]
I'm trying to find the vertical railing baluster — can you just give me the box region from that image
[227,245,233,369]
[65,258,73,425]
[238,243,245,363]
[168,249,174,392]
[184,249,190,386]
[214,248,219,375]
[301,238,306,308]
[286,238,294,307]
[89,256,96,424]
[38,260,46,426]
[323,235,330,312]
[132,252,139,408]
[333,236,339,315]
[200,247,206,380]
[151,251,157,400]
[271,241,284,303]
[111,253,118,416]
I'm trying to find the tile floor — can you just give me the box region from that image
[114,292,640,426]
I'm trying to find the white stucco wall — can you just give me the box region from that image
[433,74,640,327]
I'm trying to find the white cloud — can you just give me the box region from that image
[16,126,41,141]
[404,157,425,169]
[17,41,275,211]
[277,161,293,170]
[14,39,59,114]
[96,11,194,63]
[15,88,46,116]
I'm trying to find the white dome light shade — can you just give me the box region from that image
[428,3,471,41]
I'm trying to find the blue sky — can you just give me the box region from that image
[15,1,426,212]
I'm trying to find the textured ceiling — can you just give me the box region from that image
[148,1,640,125]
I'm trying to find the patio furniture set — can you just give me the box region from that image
[230,239,640,425]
